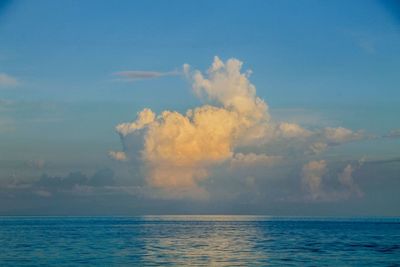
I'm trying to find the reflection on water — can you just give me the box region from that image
[140,216,268,265]
[0,216,399,266]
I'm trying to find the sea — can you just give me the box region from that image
[0,216,399,266]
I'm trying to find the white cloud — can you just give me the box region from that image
[302,160,327,199]
[276,122,312,139]
[324,127,363,144]
[116,108,156,136]
[302,127,365,155]
[111,56,370,200]
[114,56,271,198]
[338,164,363,197]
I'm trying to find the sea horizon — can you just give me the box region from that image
[1,214,400,219]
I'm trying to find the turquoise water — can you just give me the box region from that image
[0,216,399,266]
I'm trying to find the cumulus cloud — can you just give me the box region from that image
[302,160,327,199]
[111,56,371,200]
[302,127,364,155]
[265,123,365,156]
[0,73,18,87]
[276,122,312,139]
[113,57,271,198]
[300,160,364,201]
[323,127,363,144]
[338,164,363,197]
[113,70,180,81]
[116,108,156,136]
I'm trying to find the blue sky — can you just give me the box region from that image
[0,0,399,215]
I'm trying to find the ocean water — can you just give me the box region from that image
[0,216,399,266]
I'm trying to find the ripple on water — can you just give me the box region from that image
[0,216,399,266]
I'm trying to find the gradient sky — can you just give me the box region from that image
[0,0,399,215]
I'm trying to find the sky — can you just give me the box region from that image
[0,0,399,215]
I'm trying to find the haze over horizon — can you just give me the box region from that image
[0,0,399,216]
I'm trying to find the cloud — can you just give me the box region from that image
[364,157,400,165]
[0,166,156,202]
[301,127,365,155]
[27,159,45,169]
[261,124,365,156]
[276,122,312,139]
[116,108,156,136]
[35,169,116,192]
[113,70,180,81]
[109,151,128,161]
[0,73,18,87]
[18,169,125,198]
[338,164,363,197]
[230,153,281,169]
[383,129,400,139]
[323,127,364,144]
[111,56,373,200]
[309,142,328,154]
[302,160,327,199]
[114,56,270,198]
[300,159,364,201]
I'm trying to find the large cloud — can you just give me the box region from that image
[113,57,271,198]
[111,56,370,200]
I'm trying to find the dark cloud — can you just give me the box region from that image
[36,168,116,190]
[0,159,399,216]
[113,70,180,81]
[0,168,117,200]
[364,157,400,165]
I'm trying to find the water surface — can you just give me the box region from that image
[0,216,399,266]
